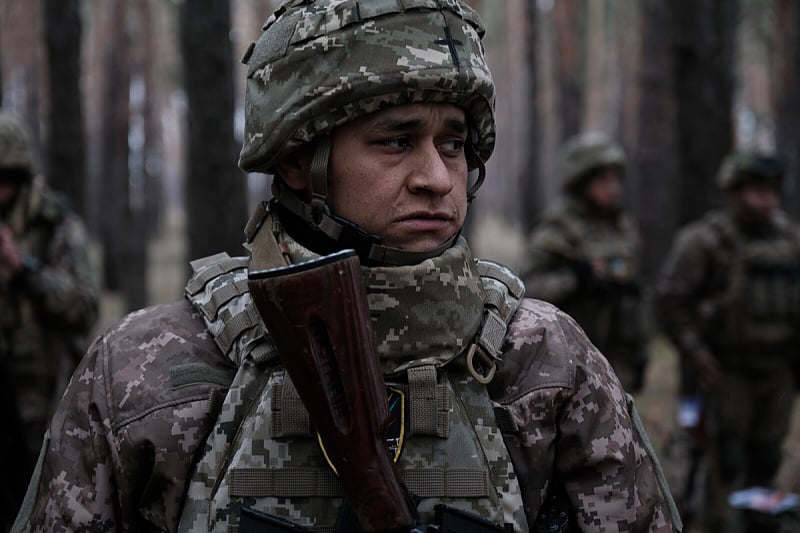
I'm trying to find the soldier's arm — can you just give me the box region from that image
[493,302,680,532]
[15,301,227,533]
[521,223,581,304]
[22,214,99,332]
[13,335,120,532]
[654,226,711,356]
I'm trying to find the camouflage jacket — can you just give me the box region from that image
[520,200,644,390]
[656,209,800,368]
[0,177,98,458]
[16,294,678,532]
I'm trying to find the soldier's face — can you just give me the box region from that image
[585,167,622,211]
[326,103,469,252]
[732,183,781,223]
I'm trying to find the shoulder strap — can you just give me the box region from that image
[465,259,526,384]
[185,252,278,366]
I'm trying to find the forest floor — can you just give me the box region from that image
[94,210,800,532]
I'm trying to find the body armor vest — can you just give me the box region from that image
[178,251,529,533]
[705,211,800,351]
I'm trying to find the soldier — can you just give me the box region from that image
[14,2,679,532]
[656,151,800,532]
[0,111,98,529]
[521,132,647,393]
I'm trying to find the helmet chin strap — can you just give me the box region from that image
[272,136,462,266]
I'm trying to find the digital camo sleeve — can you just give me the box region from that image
[13,335,119,532]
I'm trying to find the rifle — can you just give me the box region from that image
[247,250,505,533]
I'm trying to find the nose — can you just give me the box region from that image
[407,144,454,195]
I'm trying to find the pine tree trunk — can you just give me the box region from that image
[179,0,247,262]
[671,0,738,225]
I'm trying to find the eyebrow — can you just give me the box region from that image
[368,115,468,135]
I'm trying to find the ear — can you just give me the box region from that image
[275,146,313,192]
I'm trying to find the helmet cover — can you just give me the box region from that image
[239,0,496,174]
[717,151,786,191]
[560,132,626,191]
[0,111,34,174]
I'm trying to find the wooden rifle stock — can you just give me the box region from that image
[247,250,416,532]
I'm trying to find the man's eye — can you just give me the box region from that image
[382,138,410,149]
[440,140,465,154]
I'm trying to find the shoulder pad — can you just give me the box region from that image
[466,259,526,383]
[185,252,277,366]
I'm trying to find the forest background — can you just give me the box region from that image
[2,0,800,525]
[1,0,797,317]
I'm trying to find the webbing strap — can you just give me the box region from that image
[476,259,525,299]
[217,306,261,355]
[473,308,507,361]
[170,363,236,390]
[227,467,490,498]
[271,374,312,437]
[229,467,342,498]
[483,283,511,318]
[408,366,449,437]
[404,468,491,498]
[186,255,249,296]
[197,279,250,321]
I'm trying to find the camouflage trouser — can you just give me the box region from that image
[702,365,795,533]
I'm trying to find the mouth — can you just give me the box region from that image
[397,211,455,230]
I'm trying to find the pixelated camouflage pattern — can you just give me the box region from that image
[0,111,34,171]
[1,176,98,463]
[19,241,678,532]
[15,299,235,532]
[239,0,495,173]
[362,237,485,375]
[716,150,785,190]
[488,298,677,531]
[521,199,645,391]
[656,209,800,368]
[261,229,487,375]
[179,237,521,531]
[180,363,528,532]
[560,132,626,191]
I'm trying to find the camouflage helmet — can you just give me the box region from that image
[560,132,626,192]
[238,0,496,174]
[716,151,785,191]
[0,110,34,174]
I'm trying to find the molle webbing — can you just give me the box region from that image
[194,278,250,320]
[408,365,450,437]
[185,252,278,366]
[469,259,526,376]
[271,375,311,438]
[270,367,451,439]
[186,253,248,296]
[227,467,491,500]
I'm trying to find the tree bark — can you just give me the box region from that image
[774,0,800,217]
[633,0,679,284]
[179,0,247,262]
[42,0,86,217]
[97,0,148,311]
[553,0,585,142]
[521,0,541,232]
[671,0,738,225]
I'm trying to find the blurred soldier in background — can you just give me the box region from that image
[521,132,647,393]
[0,110,98,529]
[656,151,800,533]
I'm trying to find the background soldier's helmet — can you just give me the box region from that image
[238,0,496,174]
[0,111,34,175]
[716,151,786,191]
[560,132,626,192]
